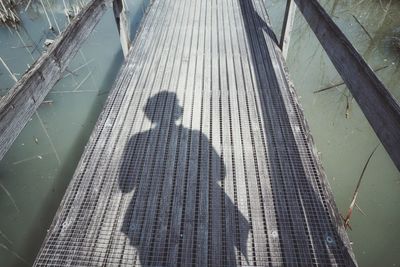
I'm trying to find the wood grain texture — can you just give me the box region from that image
[34,0,357,266]
[0,0,110,161]
[280,0,296,59]
[113,0,130,57]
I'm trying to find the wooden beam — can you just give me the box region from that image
[113,0,130,57]
[294,0,400,170]
[279,0,296,59]
[0,0,110,161]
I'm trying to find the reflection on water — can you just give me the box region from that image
[266,0,400,266]
[0,1,149,266]
[0,0,399,266]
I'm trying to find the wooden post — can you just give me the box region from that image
[0,0,110,161]
[280,0,296,59]
[293,0,400,171]
[113,0,130,57]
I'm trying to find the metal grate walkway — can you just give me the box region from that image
[34,0,356,266]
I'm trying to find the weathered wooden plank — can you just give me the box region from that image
[113,0,131,57]
[294,0,400,171]
[279,0,296,59]
[0,0,110,161]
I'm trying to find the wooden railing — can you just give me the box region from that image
[280,0,400,171]
[0,0,131,161]
[1,0,399,171]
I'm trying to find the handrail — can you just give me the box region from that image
[279,0,296,59]
[0,0,131,161]
[281,0,400,171]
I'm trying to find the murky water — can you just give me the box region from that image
[267,0,400,266]
[0,0,149,265]
[0,0,399,266]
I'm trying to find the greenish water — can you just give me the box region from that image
[0,0,399,266]
[267,0,400,266]
[0,1,148,266]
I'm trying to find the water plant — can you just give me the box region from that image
[342,145,379,230]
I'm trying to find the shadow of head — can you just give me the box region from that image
[144,91,183,124]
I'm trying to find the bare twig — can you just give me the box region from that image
[15,30,35,61]
[355,203,366,216]
[0,229,13,245]
[352,15,373,41]
[79,51,96,87]
[73,71,92,91]
[41,100,53,105]
[63,58,94,79]
[0,56,17,82]
[45,0,61,34]
[314,65,389,93]
[12,153,51,165]
[39,0,53,31]
[379,0,392,12]
[0,243,28,265]
[49,89,98,94]
[0,0,20,27]
[342,145,379,230]
[25,0,32,11]
[36,112,61,165]
[0,182,19,213]
[345,95,352,119]
[62,0,71,22]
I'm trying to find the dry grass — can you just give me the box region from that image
[0,0,21,27]
[341,145,379,230]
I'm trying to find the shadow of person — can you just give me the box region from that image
[118,91,249,266]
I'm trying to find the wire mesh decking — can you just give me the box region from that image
[34,0,356,265]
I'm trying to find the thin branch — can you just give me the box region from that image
[15,30,35,61]
[36,112,61,166]
[12,152,51,165]
[39,0,53,30]
[0,228,13,245]
[73,71,92,91]
[342,144,379,230]
[25,0,32,12]
[314,65,389,94]
[49,89,98,94]
[63,58,94,79]
[352,15,373,41]
[355,203,366,216]
[0,56,17,82]
[0,182,19,213]
[45,0,61,34]
[0,243,28,265]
